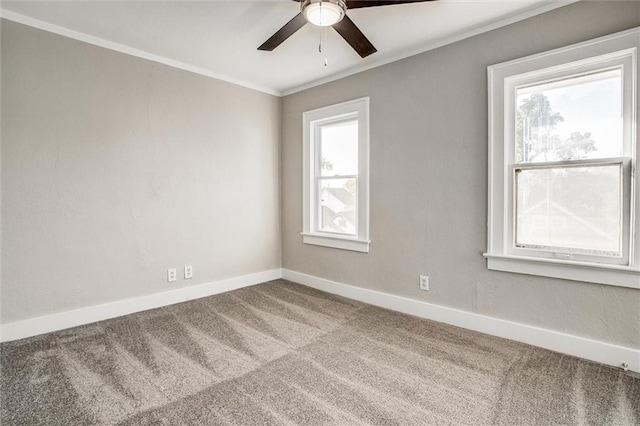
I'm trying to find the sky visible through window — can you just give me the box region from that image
[516,68,622,162]
[320,120,358,176]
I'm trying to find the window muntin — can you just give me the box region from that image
[302,98,370,252]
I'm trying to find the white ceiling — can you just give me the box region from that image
[1,0,574,95]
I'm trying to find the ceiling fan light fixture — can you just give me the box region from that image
[303,0,346,27]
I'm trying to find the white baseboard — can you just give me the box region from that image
[0,269,282,342]
[282,269,640,373]
[4,267,638,374]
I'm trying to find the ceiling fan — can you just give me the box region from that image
[258,0,434,58]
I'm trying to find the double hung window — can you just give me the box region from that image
[302,98,370,252]
[486,28,639,288]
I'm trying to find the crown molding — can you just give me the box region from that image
[0,9,282,97]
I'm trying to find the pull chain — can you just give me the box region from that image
[319,26,328,66]
[314,0,329,67]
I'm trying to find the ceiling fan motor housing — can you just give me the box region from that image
[302,0,347,27]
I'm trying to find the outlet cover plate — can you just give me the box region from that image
[419,275,429,290]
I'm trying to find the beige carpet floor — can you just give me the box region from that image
[1,279,638,425]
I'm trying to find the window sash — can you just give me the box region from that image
[315,176,358,236]
[504,51,635,168]
[510,158,628,262]
[513,66,624,164]
[315,117,359,178]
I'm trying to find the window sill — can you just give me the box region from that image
[483,253,640,289]
[301,233,370,253]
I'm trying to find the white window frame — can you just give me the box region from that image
[485,28,640,289]
[302,97,370,252]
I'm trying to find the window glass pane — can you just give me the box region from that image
[515,164,622,256]
[318,178,356,235]
[515,69,622,163]
[320,120,358,176]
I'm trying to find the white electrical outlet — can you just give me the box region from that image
[184,265,193,280]
[167,268,177,282]
[419,275,429,291]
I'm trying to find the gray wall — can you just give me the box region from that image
[1,20,281,323]
[281,1,640,348]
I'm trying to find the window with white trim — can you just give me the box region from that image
[485,28,640,289]
[302,97,370,252]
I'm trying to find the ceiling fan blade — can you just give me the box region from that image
[332,15,377,58]
[346,0,433,9]
[258,12,307,51]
